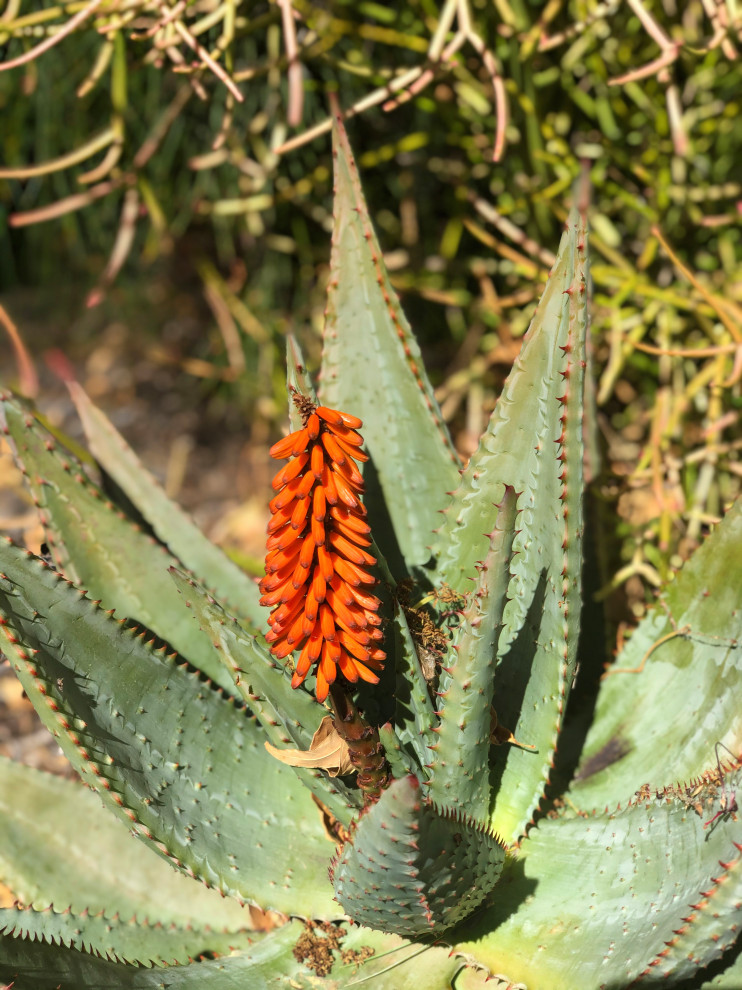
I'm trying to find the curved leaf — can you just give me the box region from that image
[0,756,249,931]
[68,383,264,628]
[431,208,588,842]
[456,781,742,989]
[427,487,517,822]
[170,568,359,825]
[0,904,255,968]
[571,497,742,811]
[319,114,461,575]
[0,394,233,691]
[333,776,505,937]
[0,540,339,919]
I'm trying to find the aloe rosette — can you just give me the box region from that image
[0,116,740,989]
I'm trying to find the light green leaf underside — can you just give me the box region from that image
[0,395,233,692]
[456,791,742,990]
[68,383,264,629]
[0,541,338,919]
[571,496,742,811]
[0,904,257,969]
[170,568,360,825]
[432,210,588,842]
[0,757,249,932]
[319,114,460,575]
[0,919,495,989]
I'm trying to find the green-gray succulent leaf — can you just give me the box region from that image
[431,209,588,842]
[0,540,338,918]
[428,486,517,823]
[332,775,506,937]
[169,567,360,823]
[0,756,249,931]
[0,904,256,969]
[571,496,742,811]
[0,394,234,692]
[319,115,461,576]
[455,782,742,990]
[67,382,264,628]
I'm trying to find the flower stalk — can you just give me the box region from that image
[328,683,390,800]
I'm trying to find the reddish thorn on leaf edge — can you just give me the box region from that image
[261,395,385,702]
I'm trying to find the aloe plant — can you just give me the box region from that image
[1,117,741,990]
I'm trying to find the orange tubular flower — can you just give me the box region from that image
[260,398,385,703]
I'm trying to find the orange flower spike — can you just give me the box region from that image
[311,515,326,546]
[329,574,355,607]
[320,602,337,641]
[304,586,320,625]
[297,470,316,498]
[259,564,293,593]
[325,421,364,447]
[335,620,372,646]
[337,652,359,683]
[332,554,376,586]
[315,665,330,704]
[333,434,369,463]
[290,428,310,456]
[266,525,298,552]
[271,451,309,490]
[265,542,301,573]
[332,457,365,490]
[269,592,305,629]
[295,637,315,680]
[326,587,367,632]
[321,464,339,505]
[311,443,324,479]
[311,569,327,604]
[266,504,295,534]
[269,476,304,512]
[313,485,326,521]
[291,560,312,590]
[332,472,360,509]
[290,497,311,531]
[337,630,372,662]
[263,398,385,702]
[321,431,347,467]
[330,506,371,534]
[332,520,372,547]
[269,430,303,460]
[347,584,381,611]
[285,609,308,647]
[317,544,334,582]
[307,621,324,660]
[299,533,316,569]
[306,412,320,439]
[316,406,362,429]
[354,660,381,685]
[328,531,376,566]
[315,406,345,427]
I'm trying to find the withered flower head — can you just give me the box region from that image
[260,398,385,703]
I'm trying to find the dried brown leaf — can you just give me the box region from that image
[264,716,353,776]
